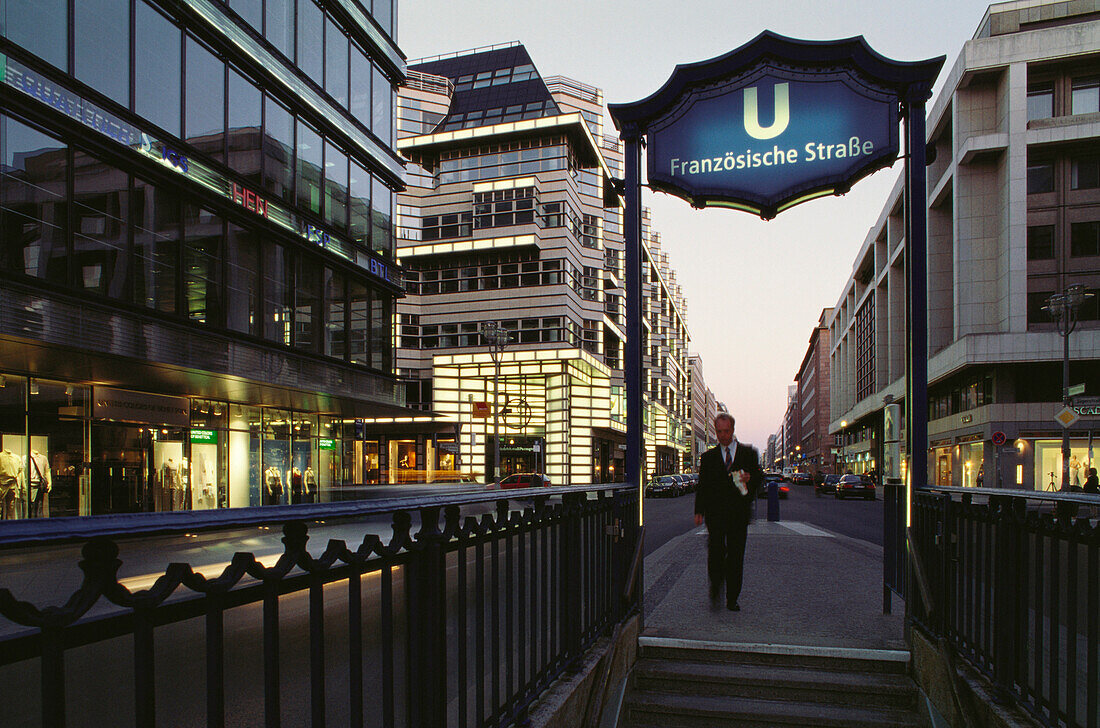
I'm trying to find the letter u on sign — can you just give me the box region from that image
[743,83,790,140]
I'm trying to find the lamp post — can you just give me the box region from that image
[481,321,510,486]
[1043,284,1094,490]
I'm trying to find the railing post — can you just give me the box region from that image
[562,492,585,669]
[991,495,1018,704]
[411,505,448,727]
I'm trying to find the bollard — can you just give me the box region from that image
[767,481,781,521]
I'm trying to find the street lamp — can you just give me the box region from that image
[1043,284,1094,490]
[481,321,510,486]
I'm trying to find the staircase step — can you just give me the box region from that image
[632,657,919,710]
[623,690,923,728]
[638,638,909,675]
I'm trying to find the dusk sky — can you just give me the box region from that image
[399,0,995,449]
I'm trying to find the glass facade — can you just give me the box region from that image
[0,0,421,519]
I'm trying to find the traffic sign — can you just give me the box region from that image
[1068,383,1086,397]
[1055,406,1080,428]
[472,401,490,418]
[991,431,1007,446]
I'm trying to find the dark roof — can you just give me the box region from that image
[410,45,560,133]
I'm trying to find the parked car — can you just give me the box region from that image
[645,475,681,498]
[817,474,841,496]
[836,473,876,500]
[791,472,812,485]
[498,473,552,489]
[674,473,696,493]
[757,473,790,499]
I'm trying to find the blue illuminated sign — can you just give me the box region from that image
[610,32,944,219]
[648,70,898,216]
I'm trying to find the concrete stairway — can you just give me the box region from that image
[619,638,926,727]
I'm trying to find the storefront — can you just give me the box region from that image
[1031,438,1096,492]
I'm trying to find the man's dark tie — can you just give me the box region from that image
[724,446,734,476]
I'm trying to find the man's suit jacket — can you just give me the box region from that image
[694,442,763,524]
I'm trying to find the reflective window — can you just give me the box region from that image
[226,224,259,335]
[1072,156,1100,190]
[265,0,294,59]
[1027,161,1054,194]
[294,254,322,352]
[1027,83,1053,121]
[296,120,323,214]
[348,279,368,366]
[228,68,262,185]
[185,36,225,162]
[325,17,349,108]
[371,176,392,257]
[372,64,392,144]
[0,116,68,285]
[1072,77,1100,115]
[371,295,390,370]
[133,178,180,314]
[324,140,348,231]
[373,0,393,39]
[350,43,372,125]
[1,0,67,70]
[262,96,294,201]
[297,0,323,84]
[324,268,346,359]
[136,2,182,136]
[229,0,262,30]
[1026,225,1055,260]
[183,204,223,325]
[1071,221,1100,257]
[349,160,371,247]
[263,243,292,344]
[75,0,130,107]
[73,152,129,299]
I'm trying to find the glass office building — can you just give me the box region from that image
[0,0,421,518]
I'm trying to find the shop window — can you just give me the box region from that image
[1034,440,1095,491]
[0,116,68,285]
[24,379,88,518]
[73,152,129,300]
[1026,225,1055,260]
[1071,221,1100,257]
[135,2,181,137]
[228,404,261,507]
[228,68,262,186]
[185,36,226,163]
[75,0,129,107]
[261,409,292,505]
[262,97,294,202]
[1071,77,1100,115]
[189,399,227,510]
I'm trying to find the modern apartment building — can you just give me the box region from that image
[829,0,1100,489]
[0,0,411,519]
[394,43,692,484]
[688,354,717,469]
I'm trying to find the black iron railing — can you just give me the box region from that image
[0,485,641,728]
[911,487,1099,728]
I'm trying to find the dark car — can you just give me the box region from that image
[498,473,552,489]
[757,473,790,499]
[791,472,812,485]
[673,474,695,493]
[817,474,841,496]
[836,473,876,500]
[645,475,680,498]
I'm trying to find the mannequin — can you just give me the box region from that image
[264,465,284,505]
[303,466,317,503]
[0,449,26,519]
[287,467,304,504]
[162,458,181,511]
[176,457,189,510]
[28,449,51,518]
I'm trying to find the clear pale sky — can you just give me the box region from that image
[398,0,995,449]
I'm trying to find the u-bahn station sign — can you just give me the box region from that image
[610,31,944,219]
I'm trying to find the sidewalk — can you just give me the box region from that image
[643,519,907,651]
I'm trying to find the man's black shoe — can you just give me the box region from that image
[727,602,741,612]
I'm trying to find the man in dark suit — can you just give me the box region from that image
[694,413,763,611]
